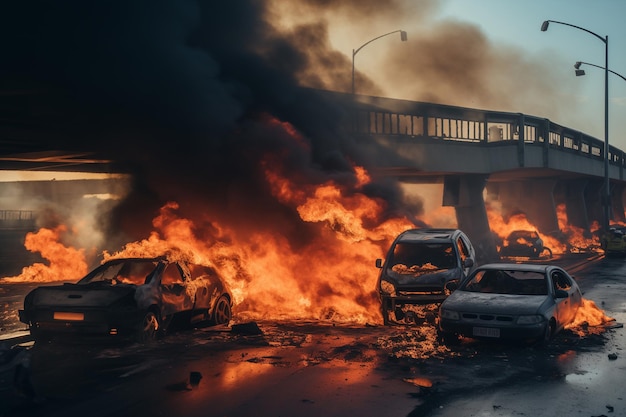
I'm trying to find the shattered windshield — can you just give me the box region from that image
[79,260,159,286]
[462,269,548,295]
[389,242,456,274]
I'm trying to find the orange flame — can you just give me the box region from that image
[2,225,88,283]
[487,201,600,255]
[566,298,615,335]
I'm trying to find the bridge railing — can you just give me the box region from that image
[0,210,36,230]
[320,90,626,173]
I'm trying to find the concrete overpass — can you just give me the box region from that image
[2,88,625,261]
[313,91,626,260]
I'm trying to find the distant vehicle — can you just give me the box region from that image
[499,230,552,259]
[376,228,476,325]
[18,256,233,343]
[600,226,626,255]
[438,263,582,345]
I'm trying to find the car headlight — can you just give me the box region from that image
[380,280,396,296]
[439,309,460,320]
[516,315,543,324]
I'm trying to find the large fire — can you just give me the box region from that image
[106,161,415,324]
[487,200,600,256]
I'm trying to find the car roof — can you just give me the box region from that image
[476,263,552,273]
[507,230,538,237]
[101,256,168,264]
[396,228,463,243]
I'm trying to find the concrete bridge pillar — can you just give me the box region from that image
[585,181,625,228]
[494,179,559,235]
[611,184,625,224]
[443,175,499,263]
[557,180,590,231]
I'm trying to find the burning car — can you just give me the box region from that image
[376,229,476,325]
[498,230,552,259]
[438,263,582,345]
[18,256,233,342]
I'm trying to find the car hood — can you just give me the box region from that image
[384,267,461,285]
[442,291,550,315]
[27,284,136,308]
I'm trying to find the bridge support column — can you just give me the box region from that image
[584,180,624,228]
[611,184,625,224]
[443,175,499,263]
[494,179,559,235]
[557,180,590,231]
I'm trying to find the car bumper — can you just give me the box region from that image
[439,319,547,341]
[380,293,448,307]
[19,307,142,339]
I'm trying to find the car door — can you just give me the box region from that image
[160,262,194,317]
[550,270,578,325]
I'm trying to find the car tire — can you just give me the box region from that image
[438,329,460,346]
[210,296,232,326]
[535,321,554,347]
[136,310,160,343]
[381,298,391,325]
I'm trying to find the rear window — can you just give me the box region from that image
[80,260,159,286]
[389,242,456,273]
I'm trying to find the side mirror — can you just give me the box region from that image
[445,281,459,292]
[463,258,474,268]
[554,289,569,299]
[375,259,383,269]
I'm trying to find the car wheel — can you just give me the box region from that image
[541,247,553,259]
[438,329,460,346]
[381,299,391,325]
[136,311,160,343]
[536,320,554,347]
[210,296,232,326]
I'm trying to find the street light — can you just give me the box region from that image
[574,61,626,83]
[352,30,407,94]
[541,19,611,233]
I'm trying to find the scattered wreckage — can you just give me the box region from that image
[18,256,233,343]
[438,263,583,345]
[376,229,477,325]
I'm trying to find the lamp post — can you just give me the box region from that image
[352,30,407,95]
[574,61,626,83]
[541,20,610,233]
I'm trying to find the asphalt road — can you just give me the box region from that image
[0,253,623,417]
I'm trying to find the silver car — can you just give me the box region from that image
[438,263,583,345]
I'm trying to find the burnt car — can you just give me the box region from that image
[499,230,552,259]
[18,256,233,342]
[438,263,582,345]
[376,229,476,325]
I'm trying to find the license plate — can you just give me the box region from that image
[473,327,500,338]
[53,312,85,321]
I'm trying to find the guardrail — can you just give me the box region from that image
[319,90,626,177]
[0,210,36,230]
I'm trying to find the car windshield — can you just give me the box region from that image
[79,260,160,286]
[389,242,456,274]
[506,231,538,243]
[461,269,547,295]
